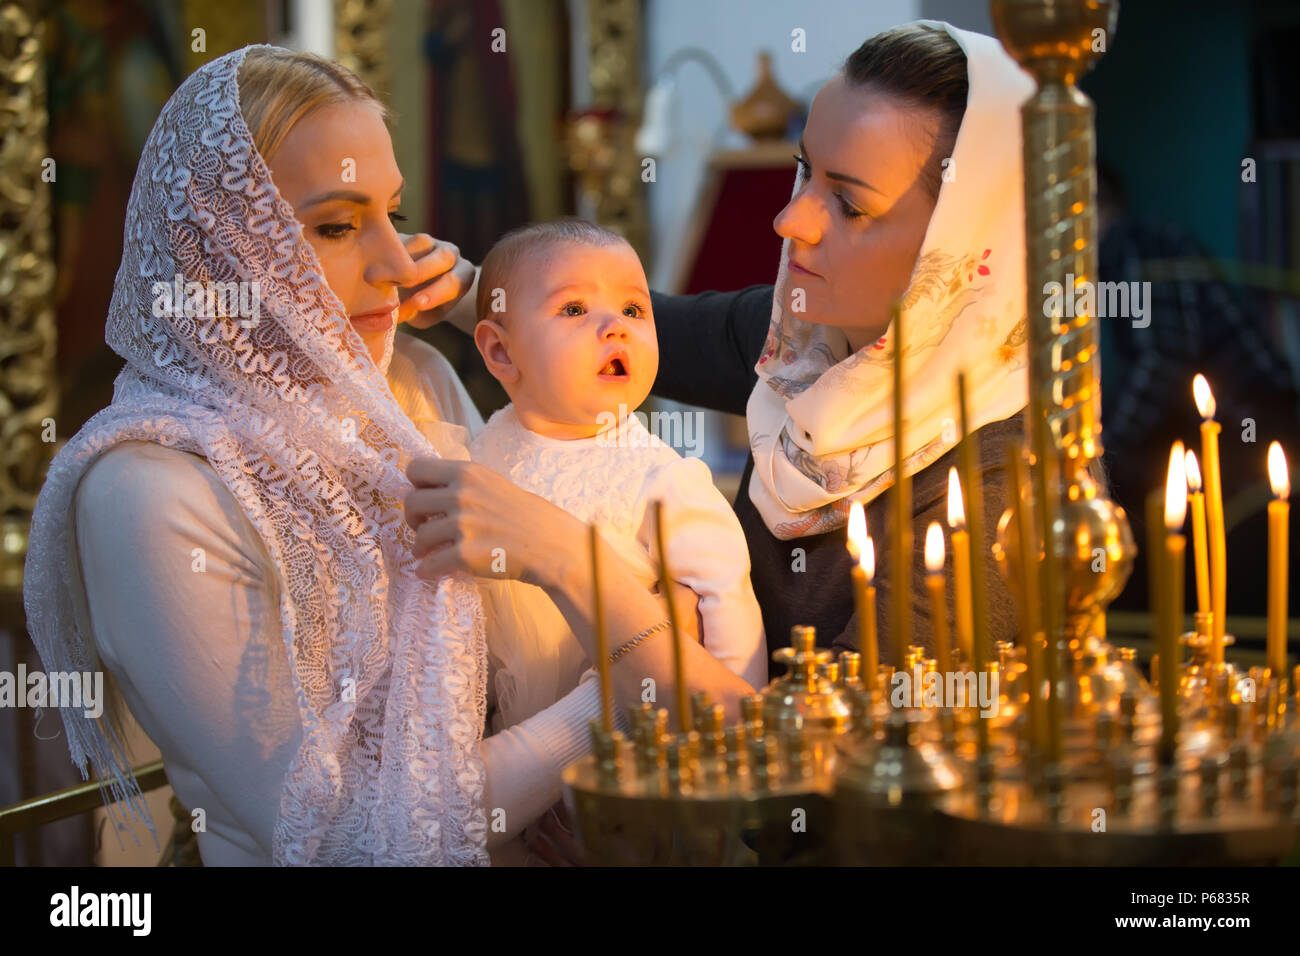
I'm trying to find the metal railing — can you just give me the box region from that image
[0,760,171,867]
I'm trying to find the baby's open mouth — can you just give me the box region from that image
[598,351,630,379]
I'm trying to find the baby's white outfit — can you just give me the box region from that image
[469,404,767,738]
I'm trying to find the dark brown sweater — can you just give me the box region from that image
[649,284,1023,666]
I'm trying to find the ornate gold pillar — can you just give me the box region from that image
[334,0,393,103]
[992,1,1134,775]
[0,1,58,593]
[580,0,648,256]
[0,0,57,865]
[993,0,1136,626]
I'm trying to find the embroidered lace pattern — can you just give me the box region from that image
[469,405,677,540]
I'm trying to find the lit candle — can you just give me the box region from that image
[1184,449,1211,619]
[847,501,879,692]
[889,301,911,673]
[590,523,613,733]
[1160,442,1188,763]
[653,500,691,733]
[947,467,974,665]
[1193,374,1227,664]
[1267,442,1289,678]
[924,522,952,678]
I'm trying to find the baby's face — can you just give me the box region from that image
[496,241,657,438]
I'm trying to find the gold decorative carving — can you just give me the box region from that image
[0,1,58,589]
[334,0,393,103]
[579,0,647,256]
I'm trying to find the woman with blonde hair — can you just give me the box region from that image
[25,45,748,866]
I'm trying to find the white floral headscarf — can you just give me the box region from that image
[747,21,1034,540]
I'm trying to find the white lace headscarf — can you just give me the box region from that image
[22,45,490,865]
[747,21,1034,540]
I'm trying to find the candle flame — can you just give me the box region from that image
[1165,441,1188,531]
[862,535,875,582]
[947,466,966,529]
[1192,374,1216,420]
[925,521,946,573]
[1268,441,1289,499]
[1184,448,1202,493]
[847,499,866,558]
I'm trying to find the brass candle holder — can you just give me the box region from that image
[561,626,847,866]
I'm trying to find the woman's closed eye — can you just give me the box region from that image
[315,210,409,240]
[793,154,871,221]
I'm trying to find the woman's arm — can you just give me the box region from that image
[648,284,774,416]
[479,667,629,846]
[74,443,298,861]
[74,443,659,860]
[406,457,757,724]
[396,234,477,332]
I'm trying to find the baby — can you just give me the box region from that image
[468,218,767,737]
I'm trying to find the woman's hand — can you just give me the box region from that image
[396,233,475,330]
[405,457,584,589]
[406,457,751,720]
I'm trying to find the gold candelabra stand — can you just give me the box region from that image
[561,0,1300,864]
[564,625,1298,865]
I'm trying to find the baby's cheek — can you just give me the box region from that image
[641,340,660,381]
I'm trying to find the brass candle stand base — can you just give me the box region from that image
[933,758,1297,866]
[561,728,839,866]
[832,706,964,865]
[563,626,1300,865]
[561,633,852,865]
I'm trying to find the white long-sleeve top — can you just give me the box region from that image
[69,332,628,866]
[469,403,768,732]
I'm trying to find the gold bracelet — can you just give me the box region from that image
[607,619,671,664]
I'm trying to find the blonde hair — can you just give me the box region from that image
[237,48,389,161]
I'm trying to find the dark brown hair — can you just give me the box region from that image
[476,218,630,323]
[842,24,969,199]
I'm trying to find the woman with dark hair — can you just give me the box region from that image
[417,21,1036,672]
[648,21,1029,663]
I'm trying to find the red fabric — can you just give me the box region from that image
[681,166,790,294]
